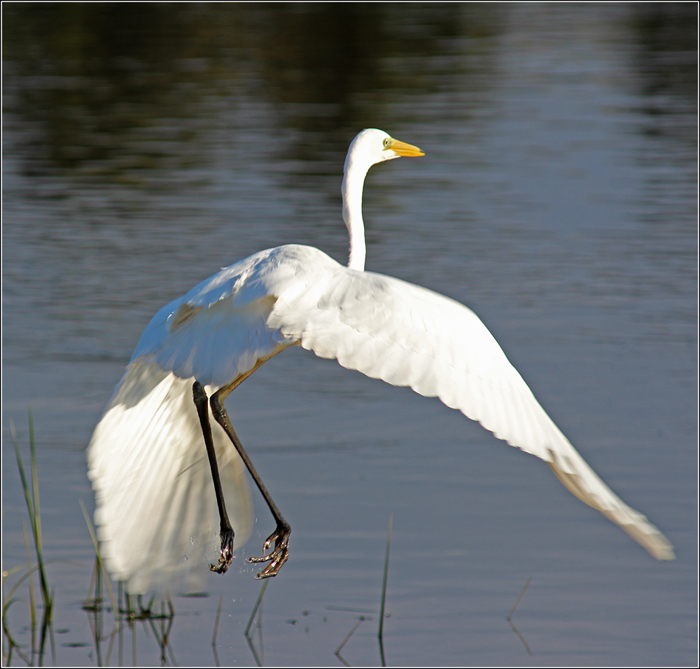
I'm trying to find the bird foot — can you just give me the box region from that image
[209,527,234,574]
[247,522,291,579]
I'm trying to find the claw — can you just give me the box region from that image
[247,522,291,579]
[210,527,234,574]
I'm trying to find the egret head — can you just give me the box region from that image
[345,128,424,174]
[342,128,424,272]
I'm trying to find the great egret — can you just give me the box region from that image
[88,128,674,595]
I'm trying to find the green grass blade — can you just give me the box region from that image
[10,418,36,525]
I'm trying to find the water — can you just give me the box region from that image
[3,4,696,666]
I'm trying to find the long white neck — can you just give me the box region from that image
[342,151,370,271]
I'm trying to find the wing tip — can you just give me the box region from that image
[622,524,676,561]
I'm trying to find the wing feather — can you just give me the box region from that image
[269,263,674,560]
[87,361,253,595]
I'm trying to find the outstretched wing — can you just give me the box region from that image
[268,258,674,560]
[87,361,253,595]
[90,242,673,590]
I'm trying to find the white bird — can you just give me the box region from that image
[88,128,674,596]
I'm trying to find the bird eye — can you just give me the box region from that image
[383,138,391,148]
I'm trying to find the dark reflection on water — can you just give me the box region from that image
[3,3,696,667]
[5,3,503,176]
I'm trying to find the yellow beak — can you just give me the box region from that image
[385,137,425,157]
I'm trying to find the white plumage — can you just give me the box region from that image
[88,128,674,596]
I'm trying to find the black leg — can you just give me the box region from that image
[192,381,234,574]
[210,390,291,579]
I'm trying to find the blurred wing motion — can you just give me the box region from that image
[88,362,253,594]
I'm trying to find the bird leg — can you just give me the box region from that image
[209,383,291,580]
[193,381,235,574]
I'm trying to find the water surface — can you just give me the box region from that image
[3,4,696,666]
